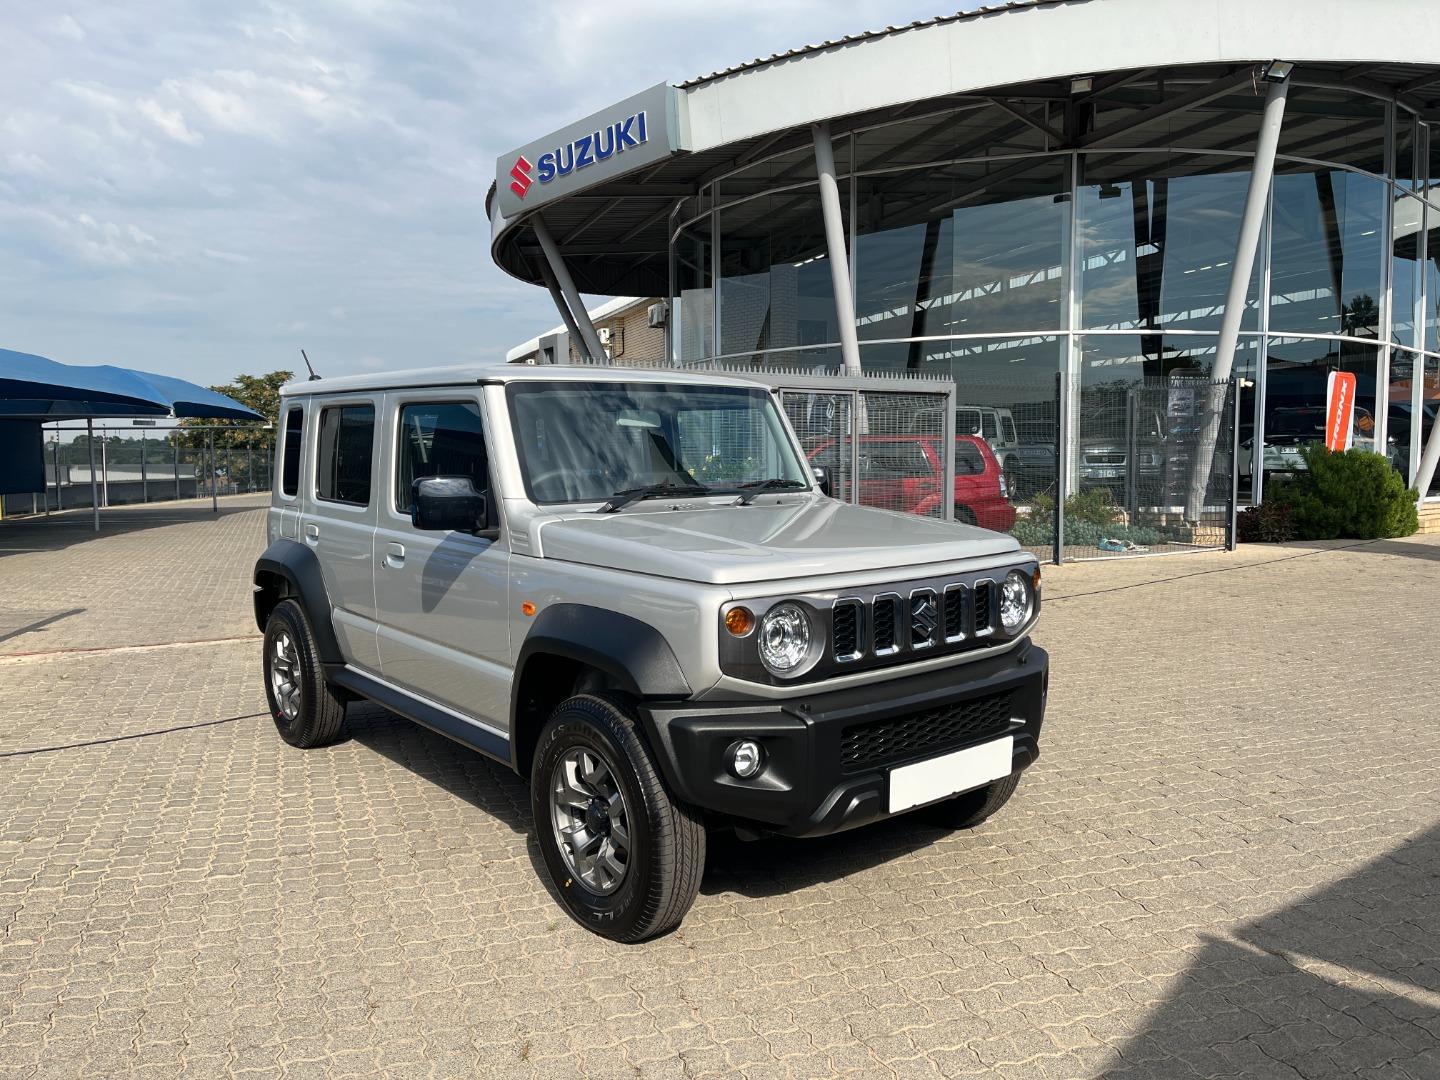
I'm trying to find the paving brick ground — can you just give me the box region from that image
[1,497,1437,1079]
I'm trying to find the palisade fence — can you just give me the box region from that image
[1,426,275,517]
[629,357,1241,563]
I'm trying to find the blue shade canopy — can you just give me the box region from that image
[0,348,263,421]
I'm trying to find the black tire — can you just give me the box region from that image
[956,505,978,526]
[262,598,347,749]
[1003,459,1020,500]
[531,694,705,943]
[926,773,1020,830]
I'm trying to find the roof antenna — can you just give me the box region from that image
[300,348,321,381]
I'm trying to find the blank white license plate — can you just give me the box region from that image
[887,736,1014,814]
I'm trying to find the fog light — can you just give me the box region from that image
[726,739,765,779]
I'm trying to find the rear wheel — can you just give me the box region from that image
[927,773,1020,830]
[531,694,705,942]
[1003,458,1020,500]
[262,599,347,749]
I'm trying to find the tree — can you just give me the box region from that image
[176,370,292,449]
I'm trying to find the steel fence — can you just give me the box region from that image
[1,427,275,517]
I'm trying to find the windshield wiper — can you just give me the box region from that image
[597,481,711,513]
[734,478,808,505]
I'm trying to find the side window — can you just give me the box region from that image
[1001,416,1018,444]
[956,409,982,436]
[955,440,986,476]
[316,404,375,506]
[981,412,998,440]
[395,401,488,512]
[280,406,304,497]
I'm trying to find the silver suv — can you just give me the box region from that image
[254,365,1048,941]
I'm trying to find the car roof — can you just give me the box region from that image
[278,363,773,398]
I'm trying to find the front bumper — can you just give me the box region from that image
[638,640,1048,838]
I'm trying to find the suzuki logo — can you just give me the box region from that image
[509,155,534,199]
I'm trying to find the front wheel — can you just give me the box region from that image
[262,599,347,748]
[531,695,705,942]
[926,773,1020,830]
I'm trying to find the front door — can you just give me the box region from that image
[373,391,511,728]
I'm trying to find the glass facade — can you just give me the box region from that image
[669,77,1440,517]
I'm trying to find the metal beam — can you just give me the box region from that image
[86,419,99,531]
[1186,72,1290,521]
[536,258,586,362]
[813,122,862,375]
[1080,68,1253,146]
[987,98,1067,145]
[532,216,608,363]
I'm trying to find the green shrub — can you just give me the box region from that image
[1263,445,1418,540]
[1026,488,1122,530]
[1236,501,1297,543]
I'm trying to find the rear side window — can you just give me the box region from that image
[955,440,986,476]
[981,412,998,440]
[395,401,488,511]
[1001,416,1018,444]
[280,406,304,497]
[316,404,375,506]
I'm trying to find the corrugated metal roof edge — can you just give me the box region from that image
[676,1,1073,89]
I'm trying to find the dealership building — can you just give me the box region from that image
[489,0,1440,514]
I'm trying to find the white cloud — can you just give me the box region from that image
[0,0,946,383]
[136,97,202,145]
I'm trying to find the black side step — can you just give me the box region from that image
[330,667,512,767]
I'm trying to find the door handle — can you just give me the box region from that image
[383,542,405,569]
[303,523,320,545]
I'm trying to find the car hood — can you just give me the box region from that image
[531,497,1020,585]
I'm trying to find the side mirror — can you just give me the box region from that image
[811,465,833,498]
[411,476,493,535]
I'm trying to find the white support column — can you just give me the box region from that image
[533,217,608,363]
[1187,69,1290,520]
[1415,412,1440,503]
[536,257,586,363]
[812,123,862,375]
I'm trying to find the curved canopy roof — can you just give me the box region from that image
[0,349,264,422]
[488,0,1440,297]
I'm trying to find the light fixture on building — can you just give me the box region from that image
[1262,60,1294,82]
[1070,76,1094,94]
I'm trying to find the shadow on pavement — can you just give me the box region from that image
[1281,536,1440,564]
[0,607,85,645]
[345,701,960,906]
[1103,823,1440,1079]
[0,499,261,557]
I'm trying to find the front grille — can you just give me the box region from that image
[943,584,967,642]
[973,581,994,635]
[840,691,1014,772]
[832,599,861,661]
[872,594,900,655]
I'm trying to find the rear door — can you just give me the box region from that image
[306,396,381,671]
[275,403,305,541]
[373,390,510,727]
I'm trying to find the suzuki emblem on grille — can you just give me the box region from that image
[911,592,938,647]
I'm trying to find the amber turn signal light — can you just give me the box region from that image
[521,601,537,617]
[724,606,755,636]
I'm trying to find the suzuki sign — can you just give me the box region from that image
[494,83,685,218]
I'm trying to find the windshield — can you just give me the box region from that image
[507,381,810,504]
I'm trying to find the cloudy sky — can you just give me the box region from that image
[1,1,946,388]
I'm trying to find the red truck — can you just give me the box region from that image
[808,435,1016,532]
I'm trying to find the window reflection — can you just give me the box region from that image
[717,185,840,356]
[1078,154,1260,333]
[674,216,713,364]
[853,157,1067,365]
[1269,166,1385,338]
[1424,356,1440,496]
[1425,206,1440,354]
[1263,339,1383,487]
[1276,86,1386,175]
[1388,349,1421,482]
[1392,195,1423,348]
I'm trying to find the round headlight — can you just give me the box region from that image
[1000,570,1034,633]
[758,602,812,674]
